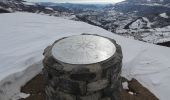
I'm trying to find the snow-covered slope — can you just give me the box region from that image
[0,12,170,100]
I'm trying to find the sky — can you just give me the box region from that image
[26,0,125,3]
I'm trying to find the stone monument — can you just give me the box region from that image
[43,34,123,100]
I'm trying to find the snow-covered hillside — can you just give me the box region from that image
[0,12,170,100]
[76,1,170,44]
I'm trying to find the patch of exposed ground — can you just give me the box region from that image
[20,74,158,100]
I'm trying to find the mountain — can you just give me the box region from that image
[1,0,170,44]
[37,2,109,14]
[1,1,170,100]
[0,0,24,12]
[75,0,170,44]
[0,0,73,17]
[126,0,170,4]
[0,12,170,100]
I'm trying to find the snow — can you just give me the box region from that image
[0,12,170,100]
[128,91,134,95]
[11,93,30,100]
[122,82,129,90]
[45,7,53,11]
[143,17,152,28]
[155,37,170,43]
[129,19,144,29]
[160,13,169,18]
[23,2,35,6]
[129,17,151,29]
[116,26,170,43]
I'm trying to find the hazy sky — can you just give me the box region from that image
[26,0,125,3]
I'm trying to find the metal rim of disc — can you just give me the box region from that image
[52,35,116,64]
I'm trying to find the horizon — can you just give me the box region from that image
[26,0,125,4]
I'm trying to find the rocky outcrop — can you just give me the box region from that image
[157,41,170,47]
[0,0,25,11]
[0,8,10,13]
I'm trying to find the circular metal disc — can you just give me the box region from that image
[52,35,116,64]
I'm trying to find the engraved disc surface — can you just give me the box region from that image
[52,35,116,64]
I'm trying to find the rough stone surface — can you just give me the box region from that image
[43,34,123,100]
[87,79,109,92]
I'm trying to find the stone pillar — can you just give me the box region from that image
[43,34,123,100]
